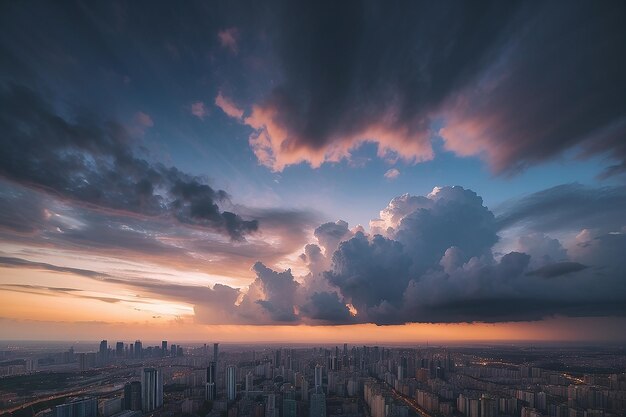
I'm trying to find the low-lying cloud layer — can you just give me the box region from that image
[4,185,624,325]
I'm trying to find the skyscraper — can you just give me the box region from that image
[301,377,309,402]
[266,393,277,417]
[134,340,142,359]
[246,371,254,392]
[161,340,167,356]
[274,349,281,368]
[213,342,219,362]
[315,364,323,389]
[206,361,217,400]
[124,381,142,411]
[141,368,163,412]
[283,387,297,417]
[115,342,124,358]
[310,387,326,417]
[226,364,237,401]
[99,340,108,364]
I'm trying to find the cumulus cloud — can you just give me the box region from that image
[314,220,352,254]
[271,186,626,324]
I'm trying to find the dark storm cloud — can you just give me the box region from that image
[439,1,626,176]
[325,233,412,312]
[0,83,256,240]
[527,262,588,279]
[240,1,626,175]
[300,292,354,324]
[0,180,317,280]
[496,183,626,233]
[245,0,521,170]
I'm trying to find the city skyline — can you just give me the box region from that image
[1,1,626,343]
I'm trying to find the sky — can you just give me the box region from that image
[0,0,625,344]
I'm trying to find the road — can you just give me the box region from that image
[1,369,130,415]
[388,386,433,417]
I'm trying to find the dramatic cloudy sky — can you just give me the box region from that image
[1,0,625,343]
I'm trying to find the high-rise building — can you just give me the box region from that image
[226,365,237,401]
[99,340,108,364]
[283,395,297,417]
[205,382,216,401]
[213,343,219,362]
[161,341,167,356]
[310,387,326,417]
[274,349,281,368]
[134,340,142,359]
[78,353,87,372]
[246,371,254,392]
[206,361,217,400]
[171,344,176,356]
[116,342,124,358]
[315,364,323,389]
[124,381,142,411]
[266,393,277,417]
[55,397,97,417]
[141,368,163,412]
[301,377,309,402]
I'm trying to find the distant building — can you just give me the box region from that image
[98,396,122,417]
[141,368,163,412]
[283,394,297,417]
[206,361,217,400]
[161,341,167,356]
[99,340,108,364]
[115,342,124,358]
[266,393,277,417]
[124,381,142,411]
[315,364,323,389]
[246,371,254,392]
[310,387,326,417]
[226,364,237,401]
[134,340,142,359]
[55,397,97,417]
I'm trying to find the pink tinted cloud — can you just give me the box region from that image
[218,27,239,54]
[134,111,153,127]
[244,101,434,172]
[384,168,400,180]
[191,101,207,120]
[215,92,244,120]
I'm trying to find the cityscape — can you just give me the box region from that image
[1,2,626,417]
[0,341,625,417]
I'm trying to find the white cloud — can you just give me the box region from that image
[384,168,400,179]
